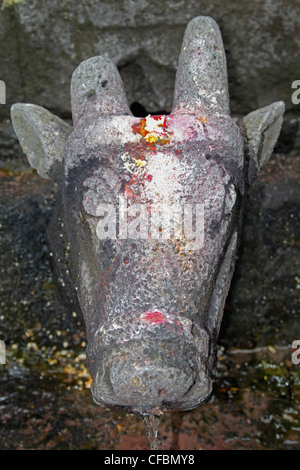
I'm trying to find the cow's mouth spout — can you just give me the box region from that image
[90,310,212,413]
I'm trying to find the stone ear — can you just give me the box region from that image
[10,103,72,183]
[239,101,285,186]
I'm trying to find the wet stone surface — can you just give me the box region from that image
[0,150,299,449]
[0,344,299,450]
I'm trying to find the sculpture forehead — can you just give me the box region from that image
[65,141,237,225]
[63,113,244,177]
[81,157,230,221]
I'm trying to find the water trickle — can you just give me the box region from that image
[142,413,160,450]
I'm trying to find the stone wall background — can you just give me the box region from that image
[0,0,299,121]
[0,0,299,349]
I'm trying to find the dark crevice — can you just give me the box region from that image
[130,101,170,118]
[130,101,148,117]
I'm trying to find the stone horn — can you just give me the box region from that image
[71,16,229,125]
[172,16,230,116]
[71,56,132,125]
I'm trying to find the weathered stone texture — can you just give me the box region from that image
[0,0,299,124]
[0,2,299,352]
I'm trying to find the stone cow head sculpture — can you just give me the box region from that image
[11,16,284,415]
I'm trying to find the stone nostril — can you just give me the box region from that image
[109,353,195,412]
[91,310,211,412]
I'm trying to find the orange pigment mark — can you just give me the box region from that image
[123,116,171,201]
[199,116,208,136]
[132,115,172,148]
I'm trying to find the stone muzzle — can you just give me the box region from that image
[91,310,212,413]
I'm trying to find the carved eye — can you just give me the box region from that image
[83,188,104,217]
[82,169,122,216]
